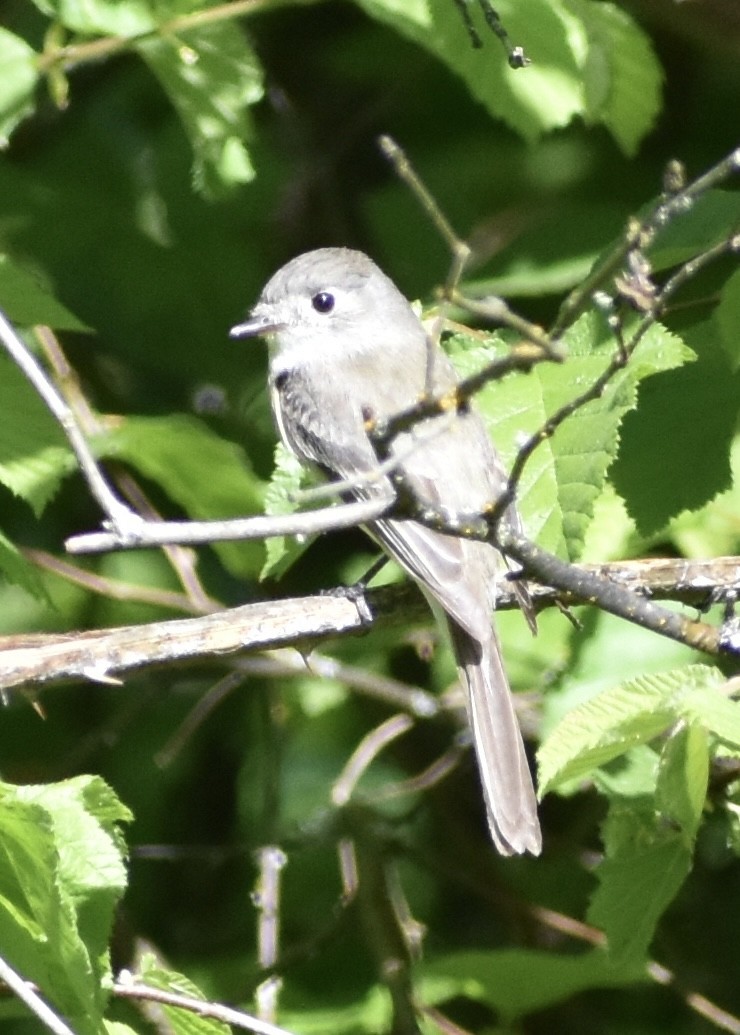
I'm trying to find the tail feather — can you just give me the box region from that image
[449,620,541,855]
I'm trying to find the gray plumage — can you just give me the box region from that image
[231,248,541,855]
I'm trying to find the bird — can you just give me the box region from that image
[230,247,541,855]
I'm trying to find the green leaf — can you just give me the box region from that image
[716,267,740,370]
[538,669,679,794]
[357,0,585,141]
[682,684,740,752]
[29,0,158,36]
[138,22,262,198]
[99,414,266,578]
[0,777,131,1035]
[648,190,740,272]
[356,0,661,149]
[421,947,645,1021]
[655,723,708,838]
[261,441,314,581]
[136,953,231,1035]
[0,527,47,598]
[0,354,74,516]
[540,664,722,795]
[17,777,131,978]
[449,312,691,560]
[0,29,40,147]
[611,322,738,536]
[587,803,692,965]
[0,254,90,330]
[570,0,662,155]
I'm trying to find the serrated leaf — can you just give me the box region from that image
[0,29,40,147]
[655,723,708,838]
[137,954,230,1035]
[588,803,692,965]
[261,441,314,581]
[421,947,644,1021]
[357,0,586,141]
[100,414,266,579]
[448,312,691,560]
[539,665,718,794]
[0,778,130,1034]
[138,22,262,198]
[570,0,662,155]
[0,354,75,516]
[0,255,89,330]
[356,0,661,149]
[17,777,131,974]
[611,327,737,536]
[682,683,740,751]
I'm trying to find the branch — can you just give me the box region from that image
[64,497,391,555]
[1,558,738,693]
[113,974,298,1035]
[0,310,142,539]
[551,147,740,336]
[0,955,77,1035]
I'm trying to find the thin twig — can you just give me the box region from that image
[0,955,77,1035]
[0,311,142,537]
[333,714,416,806]
[551,148,740,336]
[114,976,298,1035]
[531,906,740,1035]
[254,846,287,1024]
[65,497,391,555]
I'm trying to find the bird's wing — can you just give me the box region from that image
[273,364,530,639]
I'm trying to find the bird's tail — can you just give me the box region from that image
[448,620,542,855]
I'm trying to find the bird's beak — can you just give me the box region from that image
[229,311,284,339]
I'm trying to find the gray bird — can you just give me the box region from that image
[231,248,541,855]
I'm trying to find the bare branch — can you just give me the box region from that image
[113,974,299,1035]
[254,846,288,1024]
[551,147,740,336]
[1,558,737,693]
[0,310,143,538]
[0,955,77,1035]
[65,497,390,555]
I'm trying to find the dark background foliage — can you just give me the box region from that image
[0,0,739,1032]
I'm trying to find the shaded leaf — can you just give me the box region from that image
[100,414,266,578]
[648,190,740,272]
[0,254,89,330]
[0,30,40,147]
[588,803,692,965]
[357,0,585,141]
[611,324,738,535]
[138,21,263,198]
[716,267,740,370]
[421,947,645,1021]
[0,354,75,516]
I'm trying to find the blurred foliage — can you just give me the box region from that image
[0,0,739,1033]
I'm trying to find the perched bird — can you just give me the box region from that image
[231,248,541,855]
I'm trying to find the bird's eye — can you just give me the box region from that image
[311,291,335,314]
